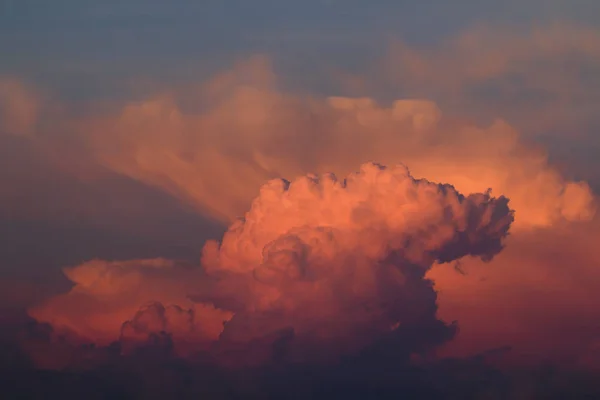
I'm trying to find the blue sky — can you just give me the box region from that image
[2,0,599,99]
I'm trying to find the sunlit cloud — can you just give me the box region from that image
[0,22,599,391]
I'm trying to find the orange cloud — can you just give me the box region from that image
[430,219,600,368]
[378,23,600,136]
[28,258,231,350]
[29,163,515,366]
[8,40,599,372]
[62,57,594,231]
[0,78,40,137]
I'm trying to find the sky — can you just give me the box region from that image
[2,1,600,94]
[2,1,600,398]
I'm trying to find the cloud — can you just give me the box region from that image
[199,162,514,364]
[430,221,600,369]
[3,52,594,229]
[378,23,600,138]
[28,258,231,348]
[28,162,514,366]
[8,52,596,373]
[1,29,598,390]
[61,57,593,230]
[0,78,40,137]
[0,81,225,290]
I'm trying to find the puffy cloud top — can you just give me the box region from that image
[197,162,514,362]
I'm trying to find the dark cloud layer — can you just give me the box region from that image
[3,316,600,400]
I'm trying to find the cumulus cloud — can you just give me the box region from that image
[198,162,514,364]
[5,46,598,375]
[28,258,231,347]
[29,162,514,366]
